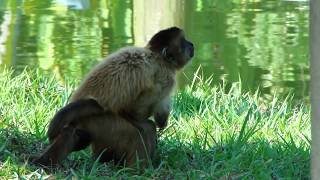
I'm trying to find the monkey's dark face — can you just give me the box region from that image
[176,34,194,65]
[147,27,194,69]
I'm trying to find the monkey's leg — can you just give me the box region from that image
[91,143,127,166]
[33,127,92,167]
[91,140,145,167]
[124,120,157,169]
[89,118,157,169]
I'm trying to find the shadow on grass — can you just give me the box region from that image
[0,128,42,162]
[0,126,310,179]
[0,127,113,178]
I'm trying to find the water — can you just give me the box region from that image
[0,0,309,101]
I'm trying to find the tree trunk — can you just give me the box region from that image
[132,0,184,47]
[311,0,320,178]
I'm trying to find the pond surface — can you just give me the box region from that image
[0,0,309,101]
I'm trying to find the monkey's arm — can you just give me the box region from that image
[153,96,171,129]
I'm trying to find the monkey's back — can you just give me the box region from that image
[70,47,162,114]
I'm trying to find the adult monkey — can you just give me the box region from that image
[47,26,194,141]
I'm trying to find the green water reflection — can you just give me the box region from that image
[0,0,309,101]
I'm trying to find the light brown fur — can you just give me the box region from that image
[68,27,194,130]
[70,47,175,122]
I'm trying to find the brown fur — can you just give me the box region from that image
[69,47,175,122]
[47,27,194,140]
[69,27,193,128]
[33,112,157,169]
[37,27,194,169]
[47,98,104,142]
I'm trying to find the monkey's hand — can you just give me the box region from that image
[154,111,169,129]
[154,97,171,129]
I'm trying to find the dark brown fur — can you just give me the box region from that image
[34,110,157,169]
[47,99,104,142]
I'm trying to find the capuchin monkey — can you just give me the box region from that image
[33,27,194,168]
[47,26,194,141]
[33,99,157,169]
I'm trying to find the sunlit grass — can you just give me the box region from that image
[0,68,310,179]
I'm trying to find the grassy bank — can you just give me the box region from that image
[0,69,310,179]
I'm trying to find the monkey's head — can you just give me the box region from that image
[147,27,194,70]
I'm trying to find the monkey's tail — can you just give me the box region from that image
[47,99,104,142]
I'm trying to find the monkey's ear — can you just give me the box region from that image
[161,47,167,57]
[147,27,182,53]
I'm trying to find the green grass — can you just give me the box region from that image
[0,68,310,179]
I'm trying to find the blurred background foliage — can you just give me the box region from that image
[0,0,309,101]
